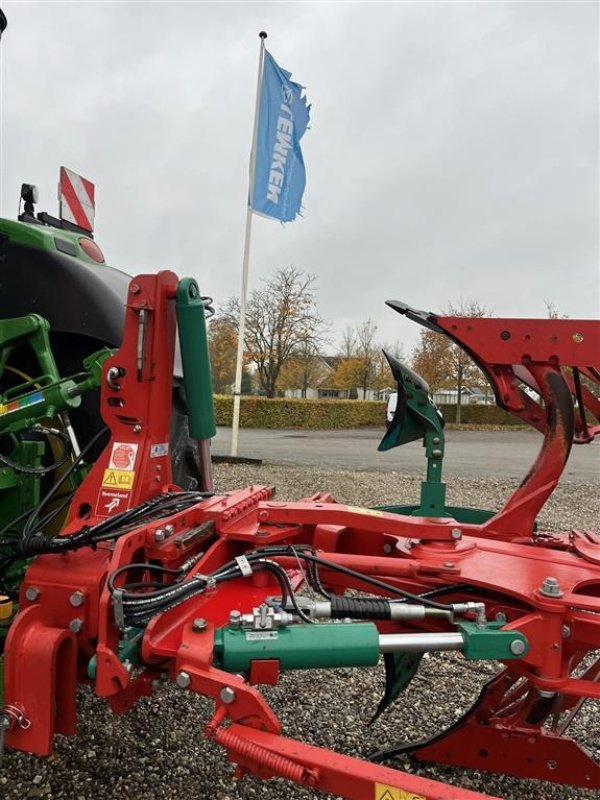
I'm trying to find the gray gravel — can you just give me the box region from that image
[2,462,599,800]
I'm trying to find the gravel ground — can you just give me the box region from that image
[1,463,599,800]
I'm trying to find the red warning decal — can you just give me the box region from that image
[109,442,138,471]
[95,488,131,518]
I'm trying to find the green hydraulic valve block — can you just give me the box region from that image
[176,279,216,442]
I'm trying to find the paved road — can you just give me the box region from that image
[212,427,600,483]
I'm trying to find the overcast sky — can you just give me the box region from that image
[1,0,598,355]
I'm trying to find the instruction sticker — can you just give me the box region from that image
[108,442,138,471]
[374,785,425,800]
[150,442,169,458]
[95,489,131,517]
[102,469,135,491]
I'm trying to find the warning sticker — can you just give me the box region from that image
[346,506,384,517]
[102,469,135,491]
[108,442,138,471]
[150,442,169,458]
[374,785,425,800]
[95,489,131,517]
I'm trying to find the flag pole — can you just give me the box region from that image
[230,30,267,458]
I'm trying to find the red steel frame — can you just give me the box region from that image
[3,275,599,800]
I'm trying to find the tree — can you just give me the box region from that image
[333,324,405,399]
[410,300,490,423]
[225,266,329,399]
[277,343,330,397]
[207,317,238,394]
[333,320,379,399]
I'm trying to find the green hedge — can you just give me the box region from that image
[214,396,520,429]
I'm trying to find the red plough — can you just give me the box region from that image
[2,275,599,800]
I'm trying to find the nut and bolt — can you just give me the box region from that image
[69,591,85,608]
[509,639,526,656]
[69,618,83,634]
[561,624,571,639]
[495,612,507,624]
[442,562,455,569]
[383,543,393,555]
[192,618,207,632]
[451,528,462,540]
[154,529,166,543]
[220,686,236,705]
[25,587,39,602]
[229,610,242,628]
[133,424,142,434]
[176,671,191,689]
[539,576,563,597]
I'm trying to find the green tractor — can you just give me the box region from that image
[0,10,205,604]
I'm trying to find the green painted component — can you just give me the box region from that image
[372,651,423,722]
[0,217,101,266]
[457,621,529,661]
[0,314,59,383]
[214,623,380,673]
[375,358,498,523]
[176,278,216,441]
[0,346,112,436]
[87,631,141,680]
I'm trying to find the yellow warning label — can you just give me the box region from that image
[346,505,384,517]
[102,469,135,491]
[375,784,425,800]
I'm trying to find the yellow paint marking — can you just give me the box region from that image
[375,784,426,800]
[102,469,135,491]
[346,505,384,517]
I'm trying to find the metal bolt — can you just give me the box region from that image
[130,283,140,294]
[540,576,563,597]
[133,424,142,434]
[547,759,557,770]
[154,529,166,543]
[220,686,236,704]
[451,528,462,540]
[495,612,507,624]
[69,618,83,634]
[432,437,440,445]
[431,449,443,458]
[229,610,242,628]
[192,618,207,632]
[25,587,39,602]
[561,624,571,639]
[70,591,85,608]
[538,690,556,699]
[176,671,191,689]
[509,639,526,656]
[442,562,455,569]
[383,543,393,555]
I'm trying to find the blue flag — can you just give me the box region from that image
[251,50,310,222]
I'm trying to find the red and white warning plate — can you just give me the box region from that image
[59,166,95,233]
